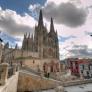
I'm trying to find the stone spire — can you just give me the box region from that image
[24,32,27,38]
[15,44,18,49]
[50,17,55,32]
[28,33,30,38]
[38,9,43,27]
[22,33,27,50]
[4,42,9,49]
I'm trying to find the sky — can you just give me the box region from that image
[0,0,92,60]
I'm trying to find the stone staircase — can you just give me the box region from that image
[17,69,61,92]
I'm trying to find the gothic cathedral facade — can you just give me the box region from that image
[22,10,59,59]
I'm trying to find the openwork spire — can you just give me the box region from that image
[24,32,27,38]
[28,33,30,38]
[38,9,43,27]
[50,17,55,32]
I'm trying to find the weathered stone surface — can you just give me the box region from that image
[17,71,60,92]
[0,63,8,85]
[0,72,18,92]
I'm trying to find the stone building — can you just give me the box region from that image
[68,58,92,79]
[2,10,60,74]
[21,10,60,74]
[1,42,18,64]
[22,10,59,59]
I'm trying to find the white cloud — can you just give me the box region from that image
[25,0,92,59]
[42,5,92,60]
[81,0,92,7]
[0,7,37,36]
[1,0,92,59]
[29,4,41,11]
[46,0,69,5]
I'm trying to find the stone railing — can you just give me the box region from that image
[0,63,8,85]
[62,79,92,87]
[17,70,61,92]
[0,63,19,92]
[0,63,19,86]
[0,72,19,92]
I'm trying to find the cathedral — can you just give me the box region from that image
[22,10,59,59]
[1,10,61,74]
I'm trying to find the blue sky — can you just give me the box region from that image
[0,0,46,15]
[0,0,92,59]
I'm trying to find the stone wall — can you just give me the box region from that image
[0,72,18,92]
[17,71,60,92]
[23,58,42,71]
[23,58,60,72]
[15,50,39,59]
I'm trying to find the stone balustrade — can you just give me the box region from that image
[0,72,19,92]
[0,63,19,86]
[0,63,8,85]
[62,79,92,87]
[17,70,60,92]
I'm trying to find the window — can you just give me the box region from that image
[82,65,84,70]
[81,70,83,73]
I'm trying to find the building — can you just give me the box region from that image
[22,10,59,59]
[21,10,60,74]
[2,10,60,74]
[68,58,92,78]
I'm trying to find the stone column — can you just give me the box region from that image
[0,63,8,85]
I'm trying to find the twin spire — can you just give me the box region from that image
[38,9,55,32]
[24,32,31,38]
[24,9,55,38]
[50,17,55,32]
[38,10,43,27]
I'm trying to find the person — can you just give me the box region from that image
[20,61,22,67]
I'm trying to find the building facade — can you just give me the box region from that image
[2,10,60,75]
[21,10,60,74]
[22,10,59,59]
[68,58,92,79]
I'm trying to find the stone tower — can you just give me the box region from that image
[34,10,47,58]
[22,33,27,50]
[48,17,59,59]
